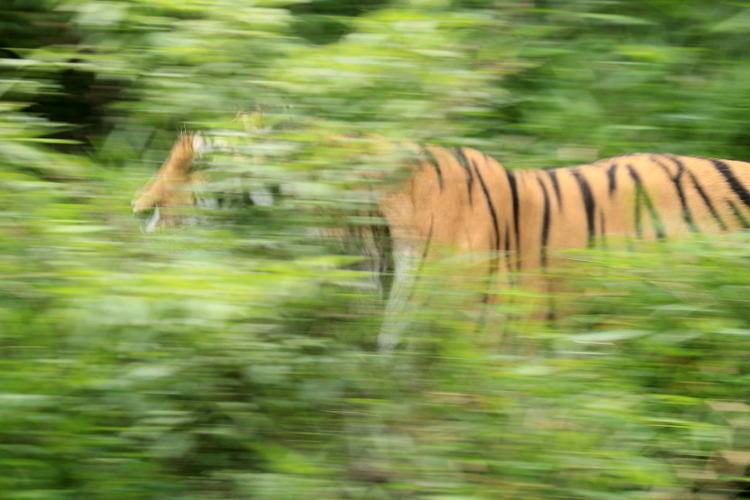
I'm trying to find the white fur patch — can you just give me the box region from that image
[144,206,161,233]
[191,132,213,156]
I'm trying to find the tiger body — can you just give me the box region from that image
[134,133,750,348]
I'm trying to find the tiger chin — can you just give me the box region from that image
[134,132,750,350]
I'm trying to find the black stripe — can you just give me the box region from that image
[471,158,501,257]
[470,155,501,304]
[607,162,618,197]
[546,169,562,211]
[216,193,227,209]
[627,165,643,238]
[420,145,443,192]
[599,211,607,250]
[710,159,750,209]
[506,169,521,269]
[536,175,551,267]
[377,209,392,281]
[545,307,556,323]
[454,147,474,206]
[653,154,698,232]
[626,164,666,241]
[571,169,596,247]
[422,214,434,261]
[472,159,501,304]
[504,222,515,279]
[504,223,511,255]
[727,200,750,229]
[686,170,727,231]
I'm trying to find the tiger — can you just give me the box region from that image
[133,131,750,349]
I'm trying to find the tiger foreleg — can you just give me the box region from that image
[377,241,417,351]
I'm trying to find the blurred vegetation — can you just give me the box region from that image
[4,0,750,498]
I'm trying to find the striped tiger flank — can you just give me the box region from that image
[382,149,750,275]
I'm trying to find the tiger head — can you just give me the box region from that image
[132,132,211,232]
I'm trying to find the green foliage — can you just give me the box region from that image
[5,0,750,499]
